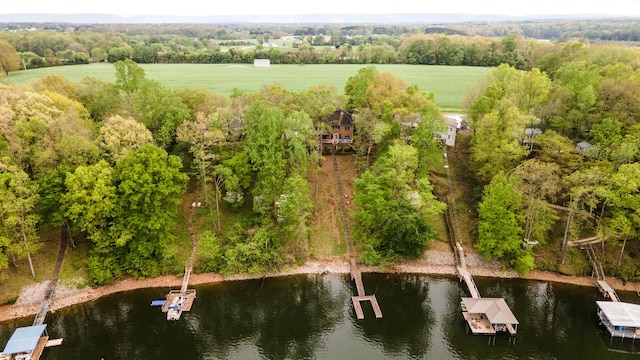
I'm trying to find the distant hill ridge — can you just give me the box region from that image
[0,13,628,24]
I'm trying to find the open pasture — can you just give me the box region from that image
[7,63,490,109]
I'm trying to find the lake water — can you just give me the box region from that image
[1,273,639,359]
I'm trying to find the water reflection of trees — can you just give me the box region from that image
[194,274,347,359]
[353,273,434,358]
[25,275,345,360]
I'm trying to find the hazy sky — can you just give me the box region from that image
[3,0,640,17]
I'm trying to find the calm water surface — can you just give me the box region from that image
[1,273,639,359]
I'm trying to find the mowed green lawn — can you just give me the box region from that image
[6,63,491,109]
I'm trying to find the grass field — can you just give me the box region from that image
[5,63,490,110]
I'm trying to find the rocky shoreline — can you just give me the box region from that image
[0,250,637,323]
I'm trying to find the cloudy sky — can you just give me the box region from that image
[3,0,640,17]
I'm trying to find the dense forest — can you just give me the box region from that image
[1,19,639,70]
[1,20,640,292]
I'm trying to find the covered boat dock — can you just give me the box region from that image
[0,325,49,360]
[597,301,640,339]
[461,297,519,336]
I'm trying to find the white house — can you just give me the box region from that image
[440,116,459,147]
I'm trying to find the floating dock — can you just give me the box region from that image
[350,258,382,319]
[159,266,197,321]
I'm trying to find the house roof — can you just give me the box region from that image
[576,141,594,149]
[326,110,352,126]
[525,128,542,136]
[597,301,640,328]
[3,324,47,354]
[443,116,459,128]
[462,298,519,325]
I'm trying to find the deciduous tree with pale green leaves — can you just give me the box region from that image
[0,157,41,278]
[476,172,534,275]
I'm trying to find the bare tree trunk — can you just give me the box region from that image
[215,181,221,232]
[618,238,627,266]
[315,136,320,210]
[201,160,209,206]
[21,226,35,278]
[65,219,75,248]
[561,197,575,264]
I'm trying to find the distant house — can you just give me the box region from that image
[439,116,459,147]
[576,141,596,156]
[320,109,354,146]
[253,59,270,67]
[522,127,542,150]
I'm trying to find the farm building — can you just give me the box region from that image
[253,59,270,67]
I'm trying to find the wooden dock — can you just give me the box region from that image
[349,258,382,319]
[585,243,621,302]
[157,202,200,321]
[333,152,382,320]
[160,266,197,321]
[598,280,621,302]
[457,266,480,299]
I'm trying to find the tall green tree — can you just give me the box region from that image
[63,145,187,285]
[0,157,41,278]
[344,65,378,112]
[606,163,640,265]
[476,172,534,274]
[353,141,444,264]
[132,80,190,147]
[512,159,562,245]
[113,144,188,278]
[469,105,529,182]
[114,59,146,94]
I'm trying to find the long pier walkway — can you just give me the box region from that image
[443,150,517,339]
[160,205,198,320]
[33,226,69,326]
[332,151,382,319]
[584,243,620,302]
[455,243,480,299]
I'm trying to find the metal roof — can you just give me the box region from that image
[462,298,519,325]
[597,301,640,328]
[3,324,47,354]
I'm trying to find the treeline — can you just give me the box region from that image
[2,19,639,71]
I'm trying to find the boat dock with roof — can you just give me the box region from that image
[584,243,640,340]
[443,150,518,341]
[597,301,640,340]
